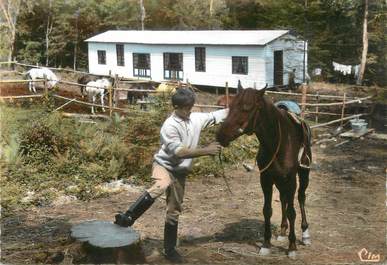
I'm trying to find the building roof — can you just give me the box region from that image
[85,30,290,46]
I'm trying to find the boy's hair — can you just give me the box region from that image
[172,88,195,108]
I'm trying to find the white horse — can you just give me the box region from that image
[26,68,58,93]
[83,78,112,114]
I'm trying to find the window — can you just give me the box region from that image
[163,53,183,80]
[116,44,125,66]
[232,56,248,75]
[97,50,106,65]
[195,47,206,72]
[133,53,151,77]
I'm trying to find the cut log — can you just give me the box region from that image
[70,220,145,264]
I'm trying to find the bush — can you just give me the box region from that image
[19,120,65,164]
[1,101,257,212]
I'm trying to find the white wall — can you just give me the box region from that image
[265,34,307,86]
[88,43,268,88]
[88,36,307,89]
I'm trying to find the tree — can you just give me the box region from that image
[45,0,54,66]
[357,0,368,85]
[0,0,22,61]
[139,0,145,30]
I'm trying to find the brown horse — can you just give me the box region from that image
[216,86,312,258]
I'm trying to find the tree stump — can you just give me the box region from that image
[70,220,145,264]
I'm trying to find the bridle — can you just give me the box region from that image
[234,102,282,174]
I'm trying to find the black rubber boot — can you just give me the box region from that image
[114,191,154,227]
[163,221,183,263]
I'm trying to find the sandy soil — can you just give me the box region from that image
[0,73,386,264]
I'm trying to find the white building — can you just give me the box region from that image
[85,30,307,88]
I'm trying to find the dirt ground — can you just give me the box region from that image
[0,73,386,264]
[1,136,386,265]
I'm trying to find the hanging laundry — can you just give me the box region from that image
[352,65,360,78]
[332,61,360,76]
[313,68,322,76]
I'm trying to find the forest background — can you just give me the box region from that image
[0,0,385,86]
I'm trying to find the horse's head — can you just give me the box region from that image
[216,85,267,147]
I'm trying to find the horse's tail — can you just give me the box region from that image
[298,120,312,169]
[301,120,312,146]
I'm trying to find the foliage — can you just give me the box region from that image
[192,125,259,178]
[2,0,385,84]
[0,100,258,212]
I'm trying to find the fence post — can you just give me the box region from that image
[315,92,319,123]
[225,82,229,108]
[109,85,112,117]
[43,74,48,100]
[300,84,307,119]
[340,93,346,126]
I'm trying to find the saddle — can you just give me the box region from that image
[275,100,311,169]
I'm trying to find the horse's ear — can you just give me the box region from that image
[257,83,267,97]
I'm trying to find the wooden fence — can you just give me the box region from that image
[0,61,373,129]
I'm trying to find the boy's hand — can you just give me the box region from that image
[205,142,222,156]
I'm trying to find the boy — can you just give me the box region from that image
[114,88,228,262]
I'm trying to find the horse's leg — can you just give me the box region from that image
[277,191,288,241]
[113,89,117,107]
[30,80,36,93]
[286,174,297,258]
[298,167,311,245]
[91,95,96,114]
[259,174,273,256]
[100,91,105,112]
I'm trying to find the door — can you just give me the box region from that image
[273,50,283,86]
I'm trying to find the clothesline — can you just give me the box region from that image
[332,61,360,77]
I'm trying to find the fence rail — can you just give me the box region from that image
[0,94,44,99]
[0,61,373,129]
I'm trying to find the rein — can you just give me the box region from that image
[257,121,281,174]
[241,103,282,174]
[217,151,233,195]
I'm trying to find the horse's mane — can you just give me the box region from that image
[231,87,271,110]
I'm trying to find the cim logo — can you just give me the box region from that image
[357,248,381,263]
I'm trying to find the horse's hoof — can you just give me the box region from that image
[288,251,297,258]
[302,229,311,245]
[302,238,311,245]
[277,235,287,242]
[258,247,271,256]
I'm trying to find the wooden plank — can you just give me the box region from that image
[0,94,44,99]
[300,96,373,107]
[310,113,367,129]
[0,79,44,83]
[266,90,357,100]
[369,133,387,141]
[61,112,111,120]
[340,128,374,139]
